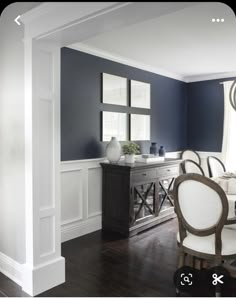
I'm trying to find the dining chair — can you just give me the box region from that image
[180,159,205,176]
[173,173,236,296]
[180,149,201,165]
[207,156,226,178]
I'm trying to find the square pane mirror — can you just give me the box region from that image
[102,73,128,106]
[131,80,151,109]
[102,111,128,141]
[131,114,150,141]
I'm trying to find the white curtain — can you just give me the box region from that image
[222,81,236,171]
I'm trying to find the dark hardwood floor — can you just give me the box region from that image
[1,218,236,297]
[39,218,179,297]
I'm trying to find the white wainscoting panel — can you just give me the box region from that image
[40,216,55,257]
[87,167,102,218]
[61,169,83,224]
[60,151,222,242]
[61,158,105,242]
[60,153,182,242]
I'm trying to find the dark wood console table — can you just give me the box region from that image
[100,158,181,237]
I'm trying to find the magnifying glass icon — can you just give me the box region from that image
[184,276,190,283]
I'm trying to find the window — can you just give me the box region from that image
[222,81,236,171]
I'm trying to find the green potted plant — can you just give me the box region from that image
[122,142,140,163]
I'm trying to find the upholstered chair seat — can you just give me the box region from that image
[177,229,236,256]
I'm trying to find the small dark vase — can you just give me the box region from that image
[158,145,166,157]
[150,142,158,156]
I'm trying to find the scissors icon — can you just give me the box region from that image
[212,273,224,285]
[180,273,193,285]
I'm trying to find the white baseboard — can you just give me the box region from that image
[22,257,65,296]
[0,251,22,287]
[61,215,102,243]
[0,251,66,297]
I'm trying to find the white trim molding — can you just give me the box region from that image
[20,2,127,39]
[0,252,22,287]
[69,43,185,82]
[23,38,65,296]
[60,152,182,242]
[68,44,236,83]
[61,158,104,242]
[0,252,66,296]
[184,72,236,83]
[22,257,65,296]
[61,216,102,243]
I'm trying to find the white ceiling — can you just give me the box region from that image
[70,2,236,82]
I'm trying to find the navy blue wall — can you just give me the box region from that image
[187,77,236,152]
[61,47,188,161]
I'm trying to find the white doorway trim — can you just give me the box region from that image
[22,37,64,296]
[20,2,199,295]
[20,2,139,296]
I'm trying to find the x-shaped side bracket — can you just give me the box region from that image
[134,183,154,220]
[158,178,175,212]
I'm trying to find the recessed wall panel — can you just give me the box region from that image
[40,216,54,256]
[61,170,83,223]
[38,99,53,209]
[88,167,102,217]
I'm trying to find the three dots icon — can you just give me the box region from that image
[212,18,224,22]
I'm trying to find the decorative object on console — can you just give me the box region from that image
[122,142,140,164]
[136,154,165,163]
[158,145,166,157]
[150,142,158,155]
[105,137,122,163]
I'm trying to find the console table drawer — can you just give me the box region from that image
[157,166,179,177]
[132,169,157,182]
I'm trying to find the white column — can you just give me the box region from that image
[22,38,65,296]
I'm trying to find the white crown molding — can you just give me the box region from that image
[68,43,236,83]
[184,72,236,83]
[68,43,186,82]
[20,3,129,25]
[20,3,63,24]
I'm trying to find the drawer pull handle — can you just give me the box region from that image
[167,169,170,171]
[143,173,147,176]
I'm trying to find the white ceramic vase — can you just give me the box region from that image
[106,137,122,163]
[125,154,135,164]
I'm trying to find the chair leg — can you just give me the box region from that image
[178,251,185,268]
[199,258,203,270]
